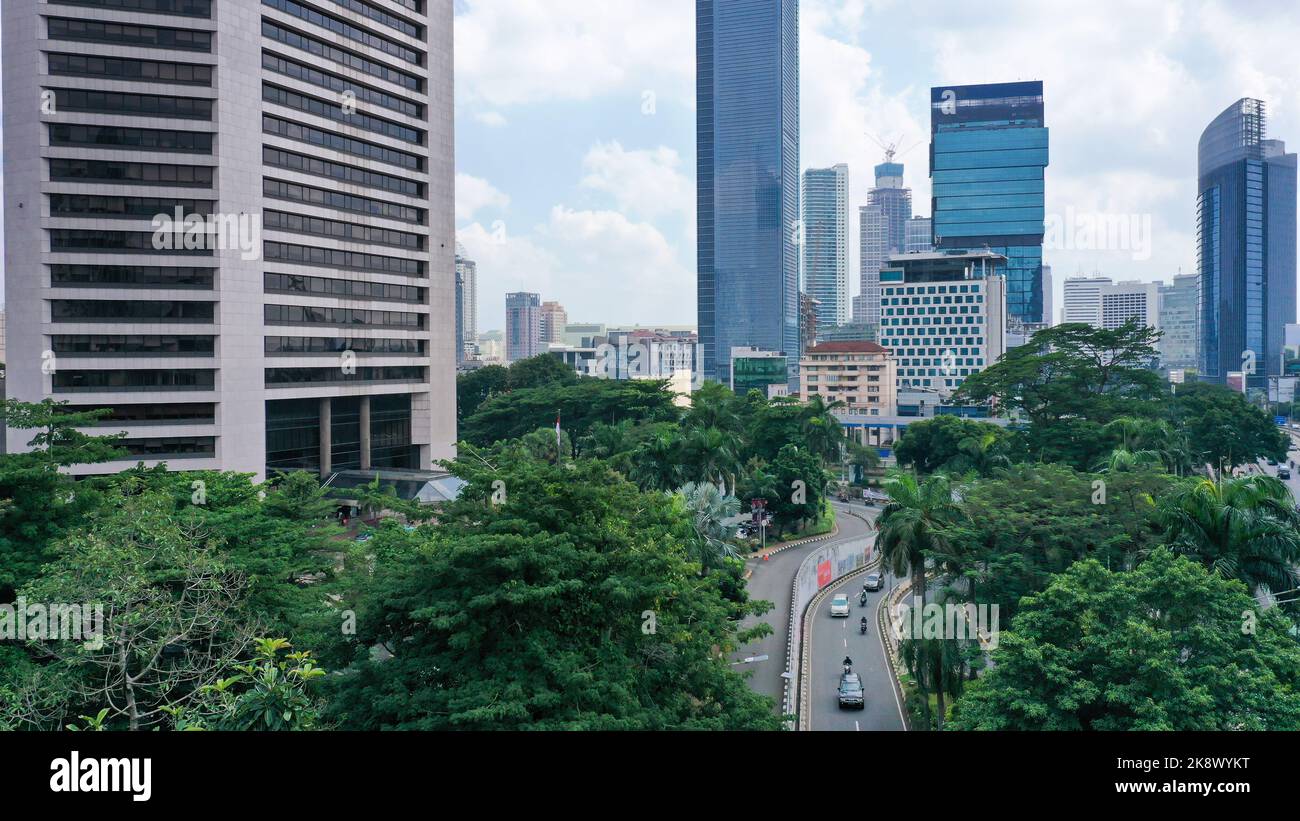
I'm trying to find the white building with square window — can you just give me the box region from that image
[876,251,1007,399]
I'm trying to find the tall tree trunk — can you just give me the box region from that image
[935,678,946,732]
[117,625,139,731]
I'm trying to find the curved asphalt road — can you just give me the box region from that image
[806,562,907,731]
[732,502,879,719]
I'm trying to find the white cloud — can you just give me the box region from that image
[579,141,693,221]
[455,173,510,223]
[473,111,508,127]
[537,206,693,325]
[455,0,693,108]
[455,220,561,331]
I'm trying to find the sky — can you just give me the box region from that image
[454,0,1300,333]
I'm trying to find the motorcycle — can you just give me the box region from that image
[859,590,868,607]
[859,618,868,635]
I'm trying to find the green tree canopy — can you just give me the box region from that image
[322,450,780,730]
[949,548,1300,731]
[461,378,679,449]
[456,364,508,424]
[893,415,1012,476]
[953,321,1166,427]
[1171,382,1289,470]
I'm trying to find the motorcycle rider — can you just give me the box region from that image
[859,616,868,633]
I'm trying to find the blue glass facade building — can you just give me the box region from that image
[1197,98,1297,387]
[929,81,1048,326]
[697,0,800,384]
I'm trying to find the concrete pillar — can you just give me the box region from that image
[359,396,372,471]
[319,397,332,478]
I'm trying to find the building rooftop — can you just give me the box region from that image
[805,341,887,354]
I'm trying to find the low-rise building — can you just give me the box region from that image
[799,341,896,416]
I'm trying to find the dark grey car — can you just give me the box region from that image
[837,672,865,709]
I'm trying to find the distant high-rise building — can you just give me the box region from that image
[869,160,912,253]
[857,157,914,329]
[455,269,465,368]
[696,0,800,385]
[1062,276,1112,326]
[1100,281,1160,331]
[857,205,887,325]
[2,0,457,477]
[802,164,850,332]
[1041,265,1054,325]
[1159,274,1199,369]
[799,292,820,353]
[540,301,568,345]
[905,217,933,254]
[505,293,542,363]
[455,244,478,360]
[1197,98,1297,387]
[930,81,1049,326]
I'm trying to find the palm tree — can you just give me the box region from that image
[897,632,968,730]
[675,481,741,572]
[876,472,960,607]
[1159,474,1300,606]
[955,431,1010,477]
[629,431,682,491]
[684,382,743,434]
[801,395,847,463]
[1102,417,1189,475]
[682,427,742,494]
[1093,447,1164,474]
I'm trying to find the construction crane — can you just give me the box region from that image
[865,130,924,165]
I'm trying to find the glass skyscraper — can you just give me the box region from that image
[697,0,800,385]
[802,164,849,336]
[929,81,1048,326]
[1197,98,1297,388]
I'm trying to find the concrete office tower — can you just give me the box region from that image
[857,204,888,326]
[1159,274,1199,370]
[905,216,933,254]
[1041,265,1053,325]
[876,250,1007,399]
[2,0,457,479]
[802,164,849,334]
[1062,275,1113,326]
[857,158,914,329]
[455,243,478,360]
[505,292,541,362]
[1100,281,1160,331]
[930,81,1049,327]
[696,0,800,384]
[539,300,568,345]
[1197,98,1297,387]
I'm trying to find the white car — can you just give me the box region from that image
[830,594,850,617]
